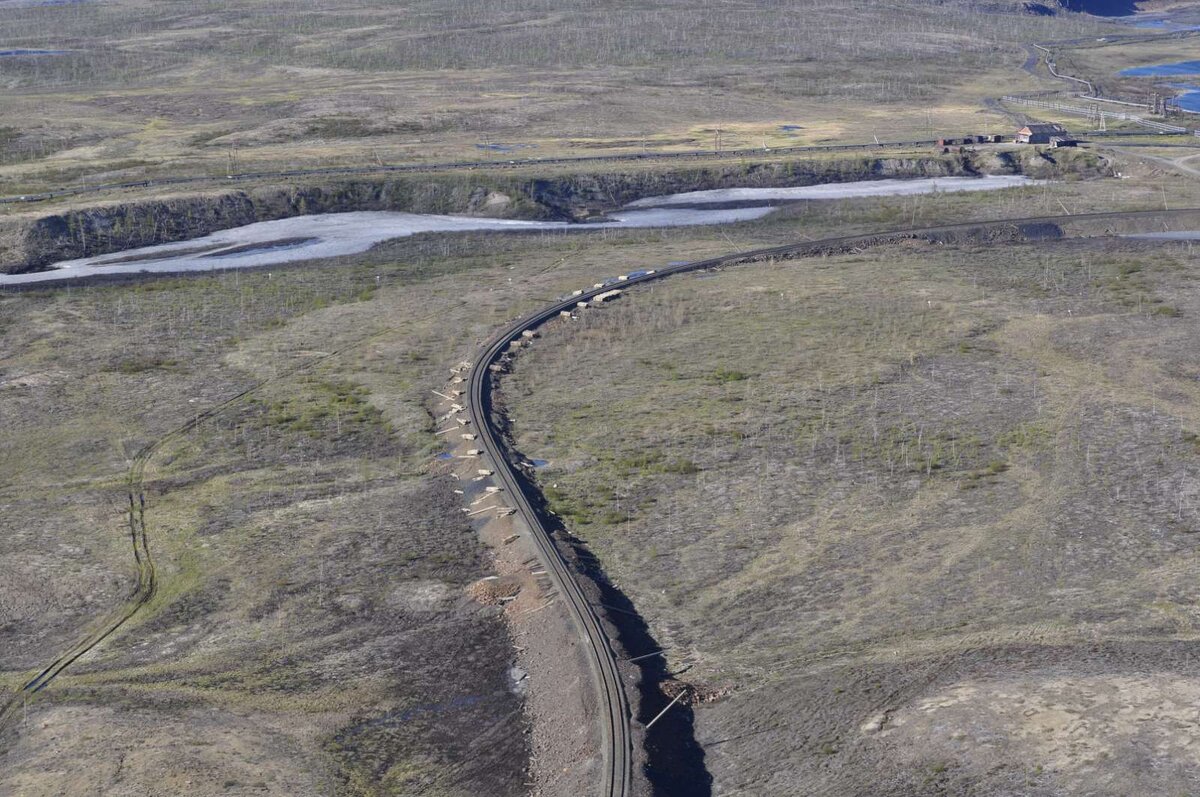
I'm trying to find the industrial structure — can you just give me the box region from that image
[1016,123,1069,144]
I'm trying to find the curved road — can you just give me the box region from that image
[462,205,1200,797]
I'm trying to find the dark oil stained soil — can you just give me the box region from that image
[578,546,714,797]
[201,236,319,258]
[91,242,230,265]
[505,453,713,795]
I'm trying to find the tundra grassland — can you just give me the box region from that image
[0,212,814,795]
[0,161,1193,794]
[501,224,1200,795]
[0,0,1112,195]
[0,242,551,796]
[0,206,901,795]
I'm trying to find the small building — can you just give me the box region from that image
[1016,123,1068,144]
[1049,136,1078,148]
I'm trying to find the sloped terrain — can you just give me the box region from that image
[0,256,530,795]
[504,234,1200,795]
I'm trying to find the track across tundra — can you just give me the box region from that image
[0,373,273,734]
[0,312,454,739]
[4,206,1199,788]
[464,205,1200,797]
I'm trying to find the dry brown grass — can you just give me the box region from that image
[0,0,1113,194]
[501,232,1200,795]
[1,159,1197,793]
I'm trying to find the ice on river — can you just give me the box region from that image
[3,176,1038,286]
[627,175,1038,207]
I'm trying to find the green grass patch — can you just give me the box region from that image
[250,378,393,439]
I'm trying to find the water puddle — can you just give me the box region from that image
[1127,231,1200,241]
[0,48,67,57]
[1,176,1040,286]
[1166,84,1200,113]
[1120,60,1200,78]
[1123,16,1200,32]
[476,143,537,153]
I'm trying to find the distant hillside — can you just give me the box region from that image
[0,0,1111,193]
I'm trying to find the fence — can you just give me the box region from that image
[1001,96,1191,135]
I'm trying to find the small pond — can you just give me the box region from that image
[0,48,67,57]
[1119,60,1200,78]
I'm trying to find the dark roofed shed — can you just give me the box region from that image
[1016,123,1068,144]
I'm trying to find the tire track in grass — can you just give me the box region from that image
[4,206,1200,769]
[0,311,448,738]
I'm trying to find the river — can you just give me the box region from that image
[0,175,1037,287]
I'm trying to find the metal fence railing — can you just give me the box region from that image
[1001,96,1191,135]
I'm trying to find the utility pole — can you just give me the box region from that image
[646,689,690,729]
